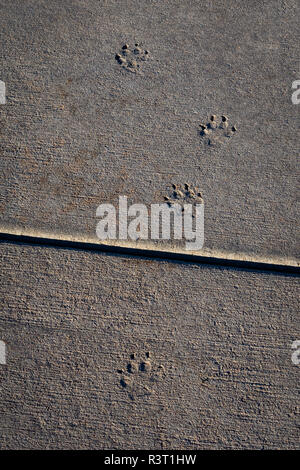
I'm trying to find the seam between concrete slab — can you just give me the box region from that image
[0,227,299,275]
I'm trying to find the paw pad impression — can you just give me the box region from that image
[199,115,237,146]
[164,183,204,207]
[115,43,150,73]
[118,351,165,400]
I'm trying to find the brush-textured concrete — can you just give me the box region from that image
[0,0,299,259]
[0,242,299,449]
[0,0,299,451]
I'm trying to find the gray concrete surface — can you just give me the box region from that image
[0,0,299,259]
[0,0,299,451]
[0,242,299,449]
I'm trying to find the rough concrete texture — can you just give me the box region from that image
[0,242,299,449]
[0,0,299,451]
[0,0,299,259]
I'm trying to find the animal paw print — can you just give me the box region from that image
[199,115,237,146]
[115,43,150,73]
[164,183,204,207]
[117,352,165,400]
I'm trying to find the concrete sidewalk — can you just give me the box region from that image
[0,242,299,449]
[0,0,299,450]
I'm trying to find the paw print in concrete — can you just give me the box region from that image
[115,43,150,73]
[164,183,204,207]
[199,115,237,146]
[118,352,165,400]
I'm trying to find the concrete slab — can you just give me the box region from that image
[0,242,299,449]
[0,0,299,260]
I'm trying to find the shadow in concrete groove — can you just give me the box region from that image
[0,232,299,277]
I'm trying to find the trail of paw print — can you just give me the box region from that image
[118,352,165,400]
[115,43,150,73]
[164,183,204,207]
[199,115,237,146]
